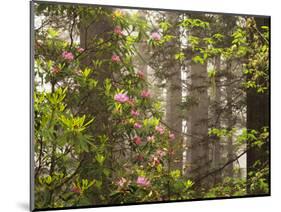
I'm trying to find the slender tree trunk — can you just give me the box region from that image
[188,61,209,183]
[166,69,182,170]
[165,14,183,171]
[246,17,270,195]
[212,56,223,184]
[225,62,234,178]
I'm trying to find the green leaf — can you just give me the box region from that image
[208,69,216,78]
[159,21,171,32]
[95,154,105,165]
[184,180,194,189]
[45,176,52,185]
[192,55,204,64]
[156,164,162,173]
[47,28,59,38]
[82,68,92,78]
[170,170,181,179]
[175,52,185,61]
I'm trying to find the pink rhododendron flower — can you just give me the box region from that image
[51,66,60,74]
[155,125,165,134]
[62,51,74,61]
[151,32,161,41]
[151,156,160,166]
[111,54,120,62]
[116,177,127,187]
[169,132,176,140]
[136,176,150,187]
[141,90,151,98]
[156,149,166,158]
[147,135,155,142]
[114,93,129,103]
[131,109,140,117]
[114,26,123,35]
[134,136,142,145]
[77,47,84,53]
[134,122,142,129]
[137,70,145,79]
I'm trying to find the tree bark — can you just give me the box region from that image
[212,56,223,184]
[188,61,209,183]
[165,13,183,171]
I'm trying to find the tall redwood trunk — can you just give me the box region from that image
[188,62,209,184]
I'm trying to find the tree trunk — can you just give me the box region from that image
[188,61,209,184]
[79,8,114,202]
[225,62,234,178]
[246,17,270,194]
[165,14,183,171]
[212,56,223,184]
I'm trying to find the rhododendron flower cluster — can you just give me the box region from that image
[114,93,129,103]
[131,109,140,117]
[62,51,74,61]
[51,66,60,74]
[136,176,150,187]
[134,136,142,145]
[77,47,84,53]
[156,149,166,158]
[116,177,127,187]
[111,54,121,62]
[155,125,165,134]
[147,135,155,142]
[141,90,151,98]
[169,132,176,140]
[151,155,160,166]
[114,26,123,35]
[134,122,142,129]
[150,149,166,166]
[137,70,145,79]
[151,32,161,41]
